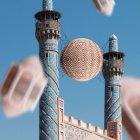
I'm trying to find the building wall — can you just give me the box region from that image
[64,116,115,140]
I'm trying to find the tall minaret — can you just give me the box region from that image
[35,0,61,140]
[102,35,124,140]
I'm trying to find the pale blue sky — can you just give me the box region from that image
[1,0,140,140]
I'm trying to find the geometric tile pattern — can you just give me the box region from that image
[61,38,103,81]
[65,123,114,140]
[105,80,121,128]
[65,123,91,140]
[39,41,59,140]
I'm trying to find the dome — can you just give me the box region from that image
[109,34,118,40]
[60,38,103,81]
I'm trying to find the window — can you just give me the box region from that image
[46,53,48,58]
[46,24,49,28]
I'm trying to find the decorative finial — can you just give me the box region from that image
[109,34,118,52]
[42,0,53,10]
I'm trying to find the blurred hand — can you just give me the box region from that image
[0,56,47,118]
[121,77,140,140]
[93,0,115,16]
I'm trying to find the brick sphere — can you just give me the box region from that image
[60,38,103,81]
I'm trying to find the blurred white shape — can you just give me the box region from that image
[121,77,140,140]
[0,56,47,118]
[93,0,115,16]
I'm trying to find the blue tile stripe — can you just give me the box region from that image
[39,42,59,140]
[105,80,122,128]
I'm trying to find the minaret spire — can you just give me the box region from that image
[109,34,118,52]
[35,1,61,140]
[42,0,53,10]
[102,35,125,140]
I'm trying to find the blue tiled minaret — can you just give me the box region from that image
[35,0,61,139]
[102,35,124,129]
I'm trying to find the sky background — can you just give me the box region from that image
[0,0,140,140]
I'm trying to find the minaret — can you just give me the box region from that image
[102,35,124,140]
[35,0,61,140]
